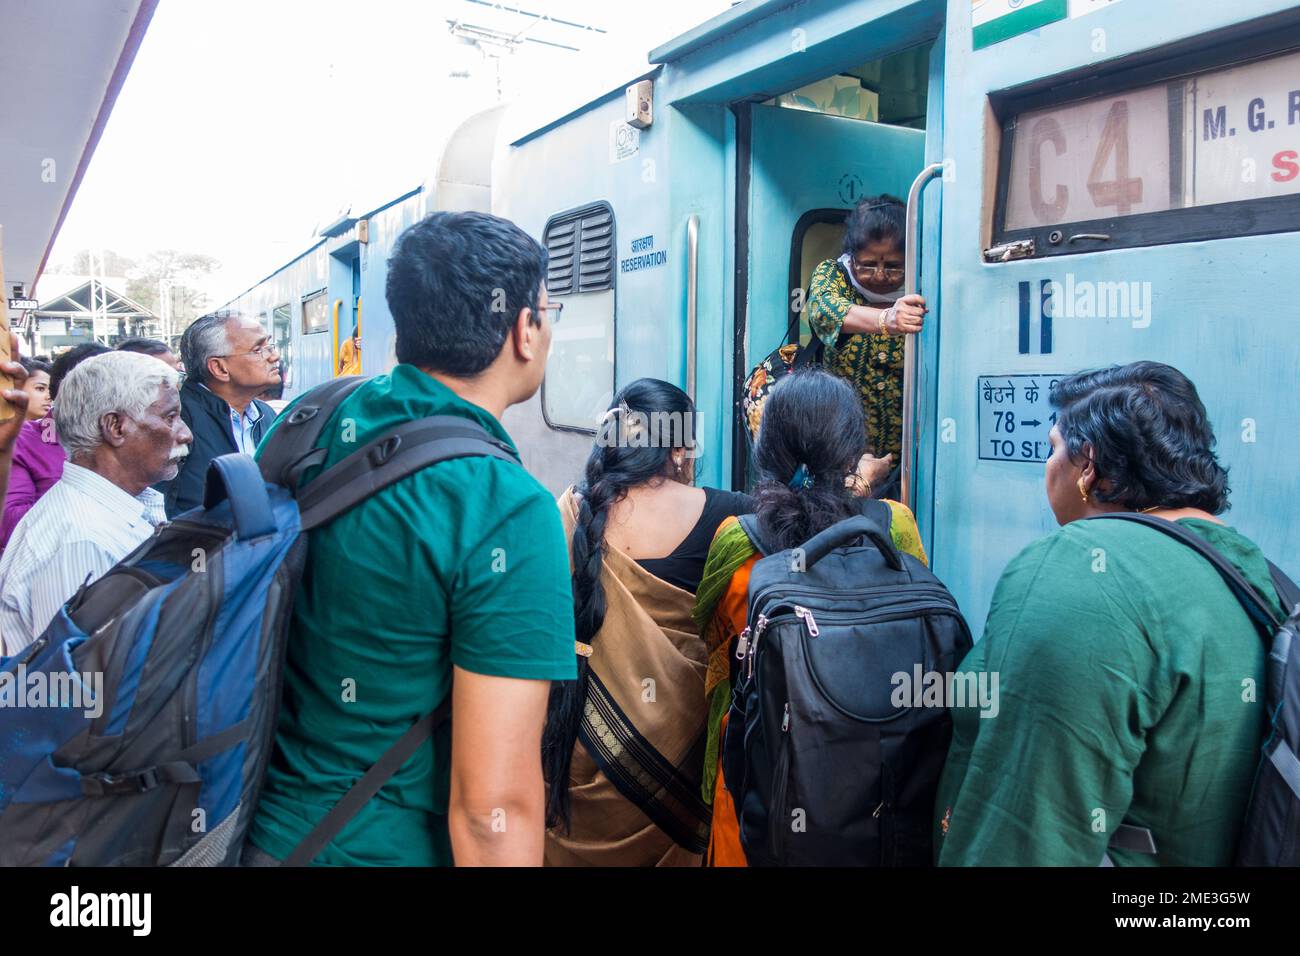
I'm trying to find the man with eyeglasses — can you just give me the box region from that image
[242,211,576,868]
[160,309,281,516]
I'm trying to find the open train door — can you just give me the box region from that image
[733,44,944,542]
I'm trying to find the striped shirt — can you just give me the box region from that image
[0,463,166,655]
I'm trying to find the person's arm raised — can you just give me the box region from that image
[0,332,31,504]
[448,666,551,866]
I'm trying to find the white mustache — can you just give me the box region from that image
[168,446,190,462]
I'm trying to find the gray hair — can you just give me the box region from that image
[181,310,238,384]
[56,351,180,459]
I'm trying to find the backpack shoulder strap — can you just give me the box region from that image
[858,497,891,534]
[1268,561,1300,617]
[280,694,452,867]
[1089,512,1283,634]
[294,415,521,532]
[258,376,370,492]
[737,513,770,556]
[737,499,892,559]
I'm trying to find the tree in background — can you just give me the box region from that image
[126,250,220,331]
[64,248,138,277]
[51,248,220,340]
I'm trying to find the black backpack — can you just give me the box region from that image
[723,502,973,866]
[1091,513,1300,866]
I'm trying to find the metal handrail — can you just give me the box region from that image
[900,163,944,511]
[331,298,342,376]
[686,214,699,403]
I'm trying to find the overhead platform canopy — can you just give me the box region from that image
[0,0,157,296]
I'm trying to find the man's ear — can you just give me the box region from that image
[100,411,129,449]
[206,356,228,384]
[510,307,539,363]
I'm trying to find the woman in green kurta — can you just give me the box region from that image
[805,195,928,469]
[935,362,1284,867]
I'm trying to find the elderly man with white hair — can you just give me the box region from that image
[0,351,193,654]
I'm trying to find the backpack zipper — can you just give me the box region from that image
[764,599,965,633]
[767,704,793,857]
[736,614,767,661]
[793,605,819,637]
[738,614,767,679]
[751,582,957,611]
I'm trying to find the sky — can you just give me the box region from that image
[46,0,737,304]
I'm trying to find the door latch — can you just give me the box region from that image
[982,238,1036,262]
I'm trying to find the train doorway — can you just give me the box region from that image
[329,245,363,377]
[731,40,942,529]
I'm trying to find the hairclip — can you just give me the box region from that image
[788,464,813,489]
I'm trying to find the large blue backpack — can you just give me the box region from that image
[0,376,518,866]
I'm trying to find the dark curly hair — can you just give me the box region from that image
[842,194,906,256]
[1050,361,1230,514]
[753,368,867,551]
[386,211,547,376]
[49,343,110,400]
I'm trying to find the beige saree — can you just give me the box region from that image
[546,488,712,867]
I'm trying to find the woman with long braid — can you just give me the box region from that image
[544,378,753,866]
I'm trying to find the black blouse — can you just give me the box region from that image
[634,487,756,594]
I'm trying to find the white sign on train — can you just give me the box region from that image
[1004,84,1172,230]
[1004,47,1300,230]
[972,0,1123,51]
[609,121,640,163]
[977,374,1062,463]
[1191,51,1300,204]
[619,234,667,273]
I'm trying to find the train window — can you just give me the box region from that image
[992,42,1300,257]
[301,289,328,333]
[788,209,849,344]
[540,203,615,433]
[272,303,292,389]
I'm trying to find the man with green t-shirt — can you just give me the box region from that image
[244,211,577,866]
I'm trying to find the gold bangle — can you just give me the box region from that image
[878,308,890,335]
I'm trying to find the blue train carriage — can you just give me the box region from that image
[221,188,423,400]
[940,0,1300,628]
[493,0,1300,634]
[220,105,506,402]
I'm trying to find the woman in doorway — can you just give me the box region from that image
[337,325,361,376]
[544,378,754,866]
[695,368,929,866]
[805,194,927,496]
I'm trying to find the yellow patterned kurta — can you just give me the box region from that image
[806,258,905,460]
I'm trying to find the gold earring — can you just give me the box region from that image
[1077,476,1089,503]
